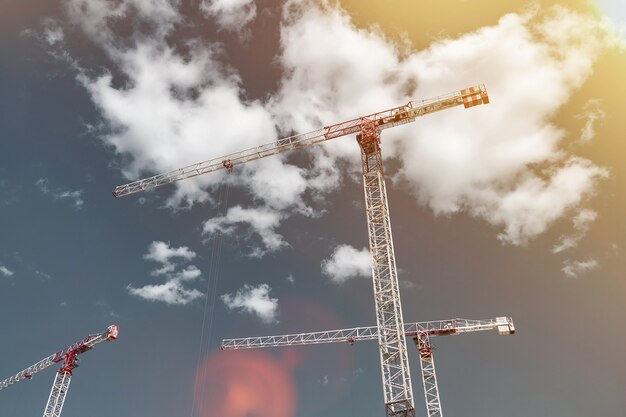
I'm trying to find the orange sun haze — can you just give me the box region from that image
[194,350,297,417]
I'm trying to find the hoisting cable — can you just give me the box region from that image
[188,182,230,417]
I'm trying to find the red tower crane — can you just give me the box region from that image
[0,325,118,417]
[113,85,489,417]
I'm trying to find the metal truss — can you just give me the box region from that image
[43,371,71,417]
[0,325,118,391]
[414,333,442,417]
[221,317,514,350]
[358,124,414,417]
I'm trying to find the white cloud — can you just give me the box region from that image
[483,158,607,245]
[75,13,337,249]
[127,280,203,305]
[60,0,614,255]
[43,24,64,45]
[176,265,202,281]
[144,241,196,276]
[576,99,606,143]
[128,241,203,305]
[321,244,371,284]
[64,0,180,47]
[36,178,84,209]
[272,2,612,246]
[54,0,341,253]
[35,270,53,280]
[243,158,311,212]
[203,205,287,257]
[562,258,599,278]
[144,240,196,264]
[221,283,278,323]
[200,0,257,31]
[553,209,598,253]
[286,273,295,283]
[0,265,14,277]
[74,17,283,210]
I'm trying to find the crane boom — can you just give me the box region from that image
[112,85,488,198]
[0,325,118,391]
[221,316,514,350]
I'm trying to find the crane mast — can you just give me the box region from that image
[358,120,413,416]
[221,316,514,417]
[113,85,489,417]
[0,325,118,417]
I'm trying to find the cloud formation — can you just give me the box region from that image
[553,209,598,253]
[200,0,257,31]
[128,279,203,305]
[57,0,615,254]
[321,244,371,284]
[274,2,612,246]
[0,265,14,277]
[65,0,180,46]
[36,178,84,209]
[562,258,599,278]
[144,240,196,264]
[203,205,287,257]
[127,241,203,305]
[577,99,606,143]
[221,283,278,323]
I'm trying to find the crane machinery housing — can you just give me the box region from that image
[0,325,118,417]
[221,316,515,417]
[113,85,490,417]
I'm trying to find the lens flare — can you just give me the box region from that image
[194,350,297,417]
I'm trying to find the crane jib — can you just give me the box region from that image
[112,84,489,198]
[0,325,118,393]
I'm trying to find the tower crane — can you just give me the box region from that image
[0,324,118,417]
[221,316,515,417]
[113,85,490,417]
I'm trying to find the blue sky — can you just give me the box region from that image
[1,1,625,417]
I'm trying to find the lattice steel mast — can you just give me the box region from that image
[113,86,489,417]
[0,325,118,417]
[221,316,514,417]
[359,121,412,415]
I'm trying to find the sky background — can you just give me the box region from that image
[1,1,625,417]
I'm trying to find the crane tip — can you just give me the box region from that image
[107,325,119,340]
